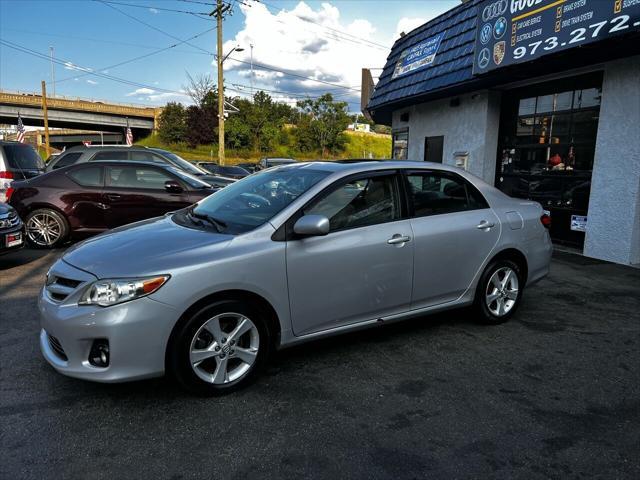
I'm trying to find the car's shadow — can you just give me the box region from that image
[0,247,60,271]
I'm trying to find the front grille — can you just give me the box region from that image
[46,276,82,303]
[0,212,20,229]
[47,333,68,361]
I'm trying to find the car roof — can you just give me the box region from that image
[274,160,467,175]
[62,145,149,152]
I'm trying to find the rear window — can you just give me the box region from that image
[3,145,45,170]
[52,152,83,169]
[91,151,128,161]
[221,166,248,175]
[68,166,103,187]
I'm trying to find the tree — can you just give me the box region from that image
[184,72,216,107]
[157,102,186,144]
[185,105,217,147]
[295,94,350,157]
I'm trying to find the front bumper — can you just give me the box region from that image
[0,224,25,255]
[38,260,179,383]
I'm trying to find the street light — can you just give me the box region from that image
[217,44,244,165]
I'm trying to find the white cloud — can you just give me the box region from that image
[125,87,189,104]
[149,7,158,14]
[125,87,156,96]
[63,61,92,72]
[86,79,98,85]
[219,1,392,107]
[394,17,428,39]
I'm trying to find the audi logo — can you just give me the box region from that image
[482,0,508,22]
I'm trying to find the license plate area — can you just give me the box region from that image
[6,232,23,247]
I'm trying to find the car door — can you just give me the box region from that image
[102,165,191,228]
[286,171,414,336]
[404,170,500,308]
[65,165,107,231]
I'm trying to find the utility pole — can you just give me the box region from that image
[49,46,56,98]
[250,43,254,99]
[41,80,51,158]
[215,0,225,165]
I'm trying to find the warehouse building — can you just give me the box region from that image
[367,0,640,266]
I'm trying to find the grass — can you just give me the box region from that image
[136,130,391,165]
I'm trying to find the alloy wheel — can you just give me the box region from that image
[485,266,519,317]
[26,212,63,247]
[189,312,260,384]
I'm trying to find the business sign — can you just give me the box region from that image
[473,0,640,74]
[393,31,445,78]
[570,214,587,232]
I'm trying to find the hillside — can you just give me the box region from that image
[136,130,391,164]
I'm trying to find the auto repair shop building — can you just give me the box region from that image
[366,0,640,266]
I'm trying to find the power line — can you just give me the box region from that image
[97,0,213,16]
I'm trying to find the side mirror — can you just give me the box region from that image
[293,214,330,237]
[164,180,183,193]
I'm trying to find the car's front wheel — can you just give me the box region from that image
[169,300,270,395]
[474,259,523,324]
[25,208,69,248]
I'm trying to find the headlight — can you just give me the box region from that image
[79,276,169,307]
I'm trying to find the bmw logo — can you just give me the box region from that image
[480,23,492,44]
[494,17,507,39]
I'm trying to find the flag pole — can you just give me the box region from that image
[41,80,51,158]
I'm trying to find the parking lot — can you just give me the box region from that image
[1,248,639,479]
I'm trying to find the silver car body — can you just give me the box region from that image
[39,161,552,382]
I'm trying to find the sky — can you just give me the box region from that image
[0,0,459,112]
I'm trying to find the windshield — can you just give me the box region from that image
[188,166,329,234]
[152,150,206,176]
[166,167,211,189]
[4,144,45,170]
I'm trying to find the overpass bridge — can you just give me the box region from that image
[0,90,160,137]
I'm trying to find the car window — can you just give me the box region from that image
[68,166,103,187]
[91,151,128,161]
[190,168,329,235]
[130,151,167,164]
[52,152,83,169]
[221,166,248,175]
[406,172,488,216]
[305,174,401,232]
[151,150,205,175]
[3,144,45,170]
[107,166,174,189]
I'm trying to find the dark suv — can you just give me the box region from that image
[0,202,25,254]
[45,145,226,187]
[0,141,45,202]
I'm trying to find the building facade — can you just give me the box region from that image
[367,0,640,266]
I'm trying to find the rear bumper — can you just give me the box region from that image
[526,231,553,286]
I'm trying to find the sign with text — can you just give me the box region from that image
[393,32,445,78]
[473,0,640,74]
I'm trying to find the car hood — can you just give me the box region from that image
[63,215,232,278]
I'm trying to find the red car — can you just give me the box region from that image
[9,161,219,248]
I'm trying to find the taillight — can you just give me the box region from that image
[5,187,14,202]
[0,171,14,179]
[540,214,551,229]
[0,171,14,203]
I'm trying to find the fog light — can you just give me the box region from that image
[89,340,110,368]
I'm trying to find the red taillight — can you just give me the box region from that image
[540,214,551,229]
[0,171,14,179]
[5,187,14,202]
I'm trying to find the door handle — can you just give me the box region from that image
[105,193,122,201]
[387,234,411,245]
[476,220,496,230]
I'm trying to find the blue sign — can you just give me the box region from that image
[392,31,445,78]
[473,0,640,75]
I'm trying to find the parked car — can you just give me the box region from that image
[203,175,236,189]
[44,145,229,188]
[196,162,250,179]
[236,162,258,173]
[0,141,45,202]
[10,161,218,248]
[0,202,25,255]
[257,157,296,170]
[38,161,552,394]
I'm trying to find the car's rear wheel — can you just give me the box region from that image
[25,208,69,249]
[169,300,270,395]
[474,259,523,324]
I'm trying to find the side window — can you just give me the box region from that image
[52,152,83,169]
[107,166,173,189]
[68,166,103,187]
[130,151,167,165]
[305,174,401,232]
[406,172,488,216]
[91,151,128,161]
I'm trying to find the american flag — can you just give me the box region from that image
[16,114,26,143]
[125,119,133,146]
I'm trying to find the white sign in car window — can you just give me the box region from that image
[570,215,587,232]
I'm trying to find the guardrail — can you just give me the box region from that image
[0,90,160,118]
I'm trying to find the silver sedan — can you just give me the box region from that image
[39,161,552,394]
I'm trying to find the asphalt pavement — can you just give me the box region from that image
[1,248,639,479]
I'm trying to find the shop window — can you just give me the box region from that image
[518,97,536,116]
[574,88,601,109]
[392,130,409,160]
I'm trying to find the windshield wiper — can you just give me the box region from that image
[188,207,227,233]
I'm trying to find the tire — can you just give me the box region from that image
[473,259,523,325]
[168,299,271,395]
[25,208,69,249]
